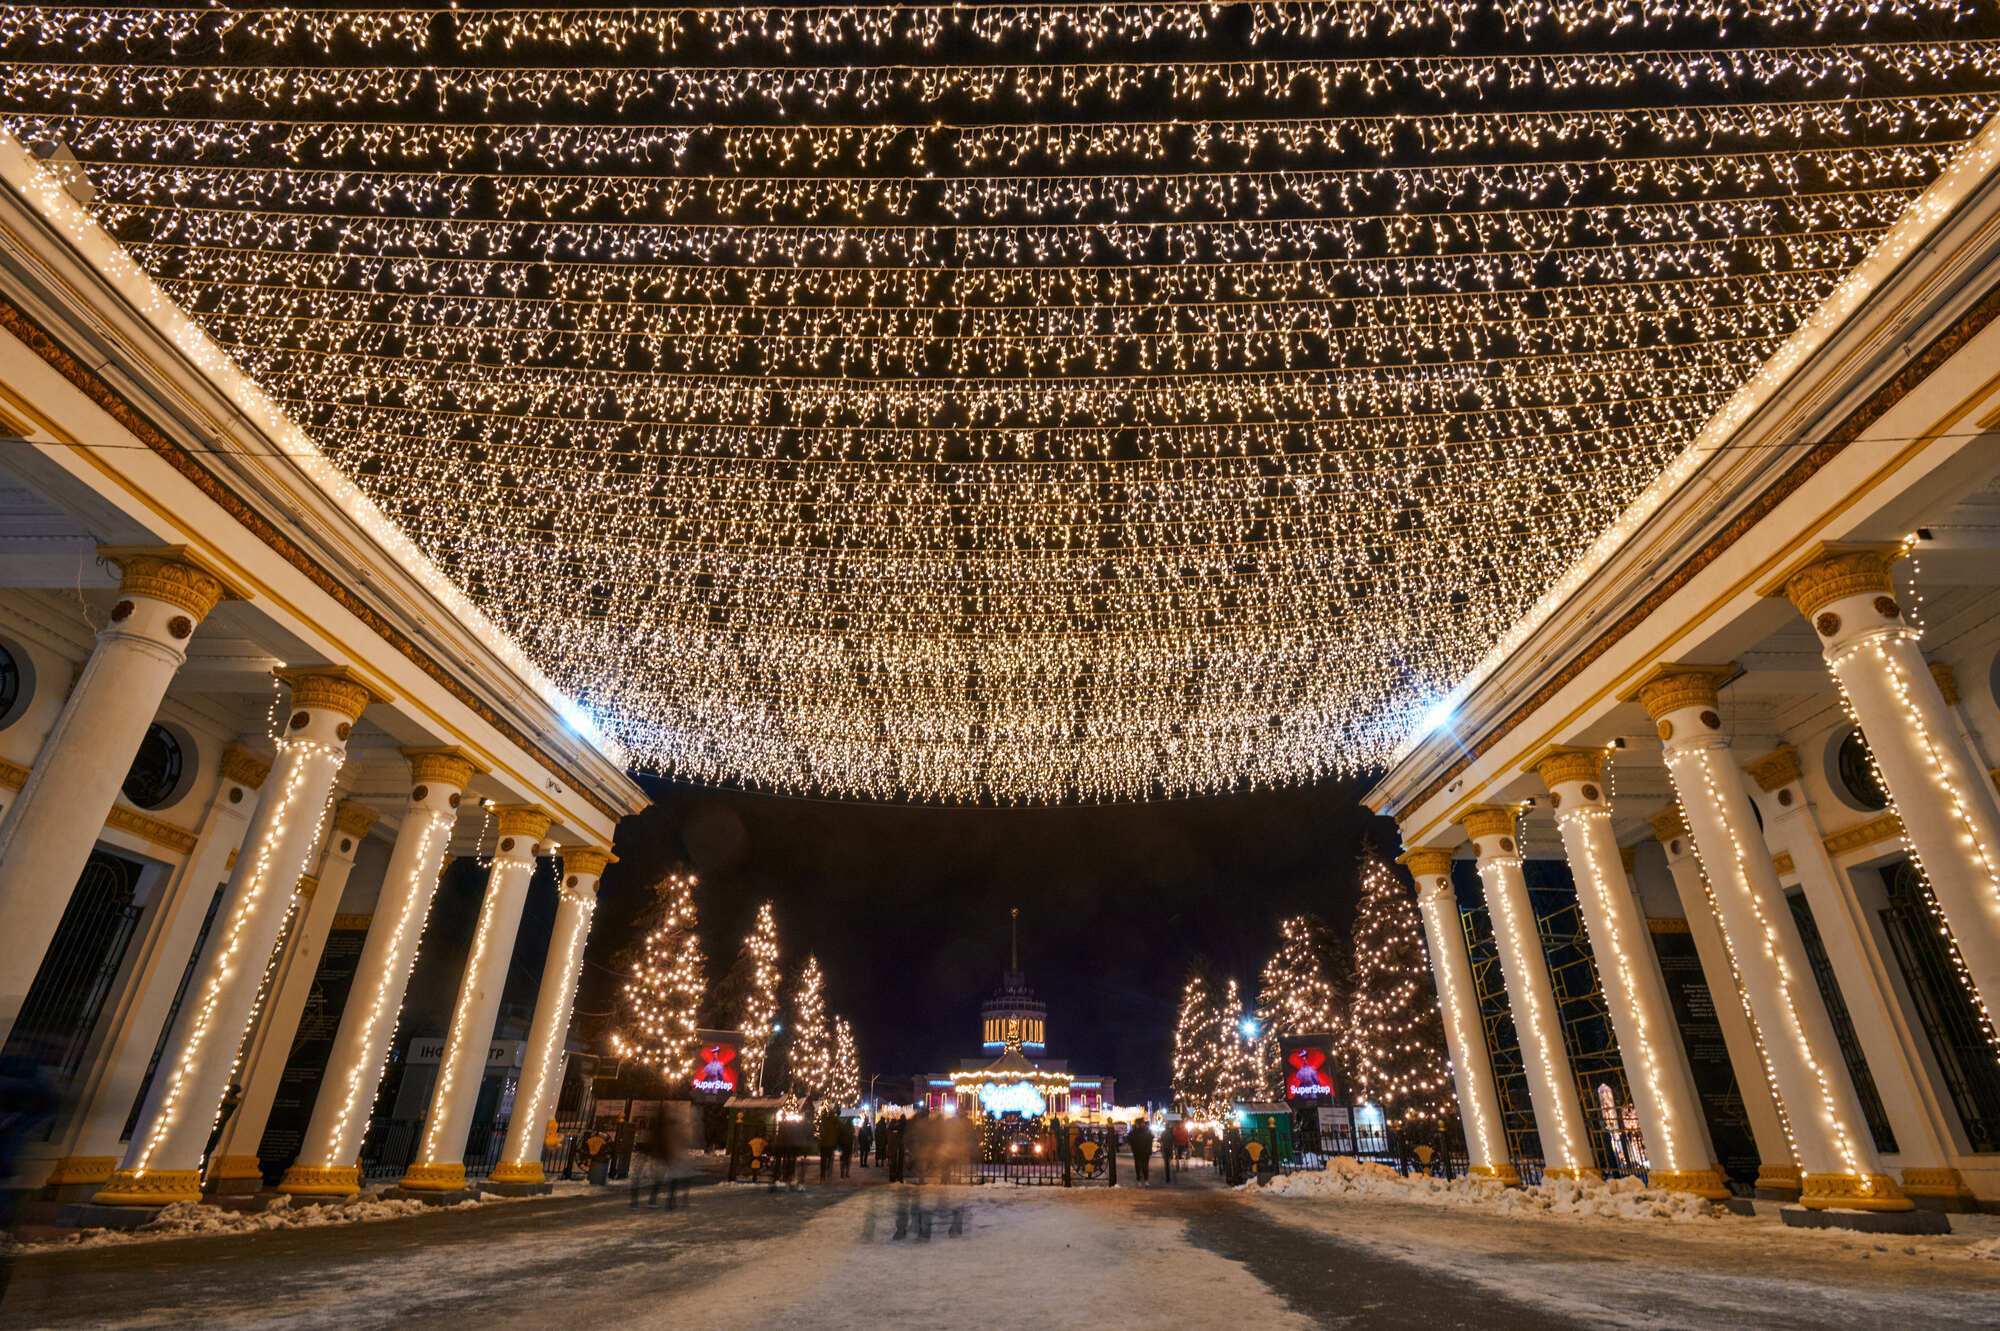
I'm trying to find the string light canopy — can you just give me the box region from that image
[5,2,1995,802]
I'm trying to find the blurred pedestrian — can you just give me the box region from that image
[858,1117,875,1168]
[1128,1117,1154,1186]
[838,1115,854,1178]
[629,1112,661,1207]
[660,1103,694,1211]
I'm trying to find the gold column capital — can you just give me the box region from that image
[1743,745,1802,793]
[1457,804,1521,845]
[403,746,479,791]
[334,800,378,840]
[220,743,272,790]
[98,544,241,620]
[494,804,555,842]
[1774,545,1897,619]
[564,846,617,880]
[1528,745,1603,790]
[1929,660,1960,706]
[1397,848,1455,879]
[277,666,390,721]
[1630,664,1737,723]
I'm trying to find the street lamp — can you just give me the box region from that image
[1239,1017,1261,1040]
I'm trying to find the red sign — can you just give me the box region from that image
[692,1041,738,1099]
[1284,1045,1335,1102]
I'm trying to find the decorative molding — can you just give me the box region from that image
[1649,805,1688,844]
[1458,804,1519,842]
[295,873,320,901]
[106,550,226,621]
[1822,811,1904,857]
[562,846,617,879]
[1636,665,1735,721]
[1929,661,1960,707]
[494,803,554,841]
[277,666,380,722]
[0,757,26,789]
[1396,279,2000,820]
[0,293,626,824]
[105,803,198,855]
[1781,548,1894,618]
[1646,917,1692,935]
[220,743,271,790]
[1530,746,1602,789]
[1772,852,1796,878]
[1744,745,1803,793]
[403,746,478,790]
[334,799,378,839]
[330,913,373,932]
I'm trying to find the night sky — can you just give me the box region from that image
[530,775,1398,1105]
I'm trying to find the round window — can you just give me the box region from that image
[123,723,186,810]
[0,642,18,726]
[1835,727,1888,812]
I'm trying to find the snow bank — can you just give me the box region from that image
[1261,1157,1718,1223]
[18,1188,524,1249]
[1969,1237,2000,1261]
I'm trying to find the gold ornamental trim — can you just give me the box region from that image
[1396,848,1455,879]
[220,743,271,790]
[1529,746,1602,790]
[404,746,480,791]
[1778,547,1895,619]
[94,1167,204,1207]
[1647,917,1692,935]
[43,1154,117,1185]
[1632,664,1737,722]
[1542,1167,1603,1183]
[101,548,230,621]
[1469,1163,1522,1186]
[1457,804,1520,843]
[1619,845,1637,874]
[1898,1166,1975,1200]
[277,666,384,721]
[335,800,378,839]
[494,804,555,842]
[296,873,320,901]
[1648,1168,1732,1200]
[1929,661,1960,707]
[0,757,27,790]
[564,846,617,879]
[1772,851,1796,878]
[1756,1164,1802,1193]
[1798,1170,1912,1212]
[1648,805,1688,845]
[487,1161,546,1186]
[277,1163,362,1198]
[331,912,373,931]
[1744,745,1802,793]
[206,1154,264,1182]
[1822,811,1903,857]
[106,804,198,855]
[398,1161,469,1192]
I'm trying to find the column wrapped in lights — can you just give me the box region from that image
[1532,750,1727,1197]
[1398,847,1517,1186]
[280,748,477,1198]
[0,550,230,1047]
[1457,805,1598,1181]
[97,667,377,1207]
[1637,666,1910,1213]
[1648,805,1799,1198]
[397,803,553,1194]
[1779,547,2000,1024]
[207,799,378,1192]
[488,845,612,1194]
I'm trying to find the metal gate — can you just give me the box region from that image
[1878,860,2000,1152]
[4,848,144,1086]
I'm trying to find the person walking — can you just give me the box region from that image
[837,1115,854,1178]
[1127,1116,1154,1186]
[629,1114,661,1207]
[858,1118,874,1168]
[816,1108,838,1184]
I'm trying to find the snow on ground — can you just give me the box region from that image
[12,1185,571,1250]
[1260,1156,1716,1222]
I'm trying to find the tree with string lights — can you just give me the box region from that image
[721,900,782,1096]
[832,1016,861,1108]
[787,955,835,1104]
[1348,854,1456,1135]
[1172,965,1230,1120]
[610,869,706,1085]
[1217,977,1263,1109]
[1258,914,1352,1095]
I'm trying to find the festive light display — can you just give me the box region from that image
[611,871,706,1083]
[832,1016,861,1108]
[4,4,1996,800]
[734,901,782,1096]
[787,955,836,1103]
[1347,856,1454,1131]
[1258,915,1348,1095]
[1171,969,1228,1120]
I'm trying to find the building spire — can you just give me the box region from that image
[1010,905,1019,973]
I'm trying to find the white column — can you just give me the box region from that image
[205,800,377,1192]
[1399,847,1517,1185]
[1650,807,1798,1197]
[279,749,475,1198]
[398,804,552,1193]
[1782,549,2000,1025]
[1459,805,1598,1179]
[96,669,375,1207]
[0,552,228,1046]
[1745,744,1974,1208]
[1640,666,1910,1213]
[38,745,268,1195]
[490,846,612,1190]
[1929,662,1994,775]
[1534,750,1726,1197]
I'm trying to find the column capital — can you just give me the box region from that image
[1629,663,1738,724]
[1648,804,1688,845]
[1743,745,1802,793]
[98,544,242,621]
[333,800,378,842]
[1457,803,1521,846]
[403,746,480,791]
[220,743,272,791]
[296,873,321,901]
[494,803,555,843]
[563,846,617,881]
[1767,544,1898,621]
[1527,745,1603,791]
[1929,660,1960,706]
[1396,847,1455,881]
[277,666,390,722]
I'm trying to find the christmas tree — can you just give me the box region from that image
[787,954,835,1103]
[731,901,782,1095]
[1171,964,1228,1120]
[832,1016,861,1107]
[611,869,706,1085]
[1348,854,1455,1133]
[1258,913,1351,1094]
[1218,977,1262,1108]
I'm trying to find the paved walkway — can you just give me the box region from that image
[5,1171,1998,1329]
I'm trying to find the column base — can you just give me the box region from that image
[92,1168,204,1208]
[204,1155,266,1196]
[1468,1163,1522,1187]
[480,1179,554,1198]
[479,1161,548,1196]
[41,1155,118,1203]
[392,1160,469,1197]
[1898,1167,1980,1213]
[1754,1164,1802,1199]
[1799,1171,1914,1212]
[1780,1204,1949,1235]
[1541,1167,1602,1183]
[277,1163,362,1199]
[1648,1168,1733,1201]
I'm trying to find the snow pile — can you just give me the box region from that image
[1968,1237,2000,1261]
[1261,1157,1719,1223]
[136,1193,466,1237]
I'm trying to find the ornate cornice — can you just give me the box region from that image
[1458,804,1519,843]
[564,846,617,879]
[403,746,478,791]
[1391,279,2000,821]
[220,743,271,789]
[1744,745,1802,793]
[1396,848,1455,879]
[494,803,554,842]
[0,293,629,825]
[106,550,227,621]
[1531,746,1602,790]
[1782,548,1894,619]
[106,803,198,855]
[334,799,378,839]
[1823,811,1903,856]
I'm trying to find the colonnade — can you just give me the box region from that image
[1405,549,1999,1211]
[0,550,615,1208]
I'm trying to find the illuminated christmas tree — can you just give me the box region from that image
[611,869,706,1085]
[1171,965,1228,1120]
[1348,854,1455,1132]
[787,955,835,1103]
[1258,913,1351,1094]
[832,1016,861,1107]
[732,901,782,1095]
[1217,977,1263,1107]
